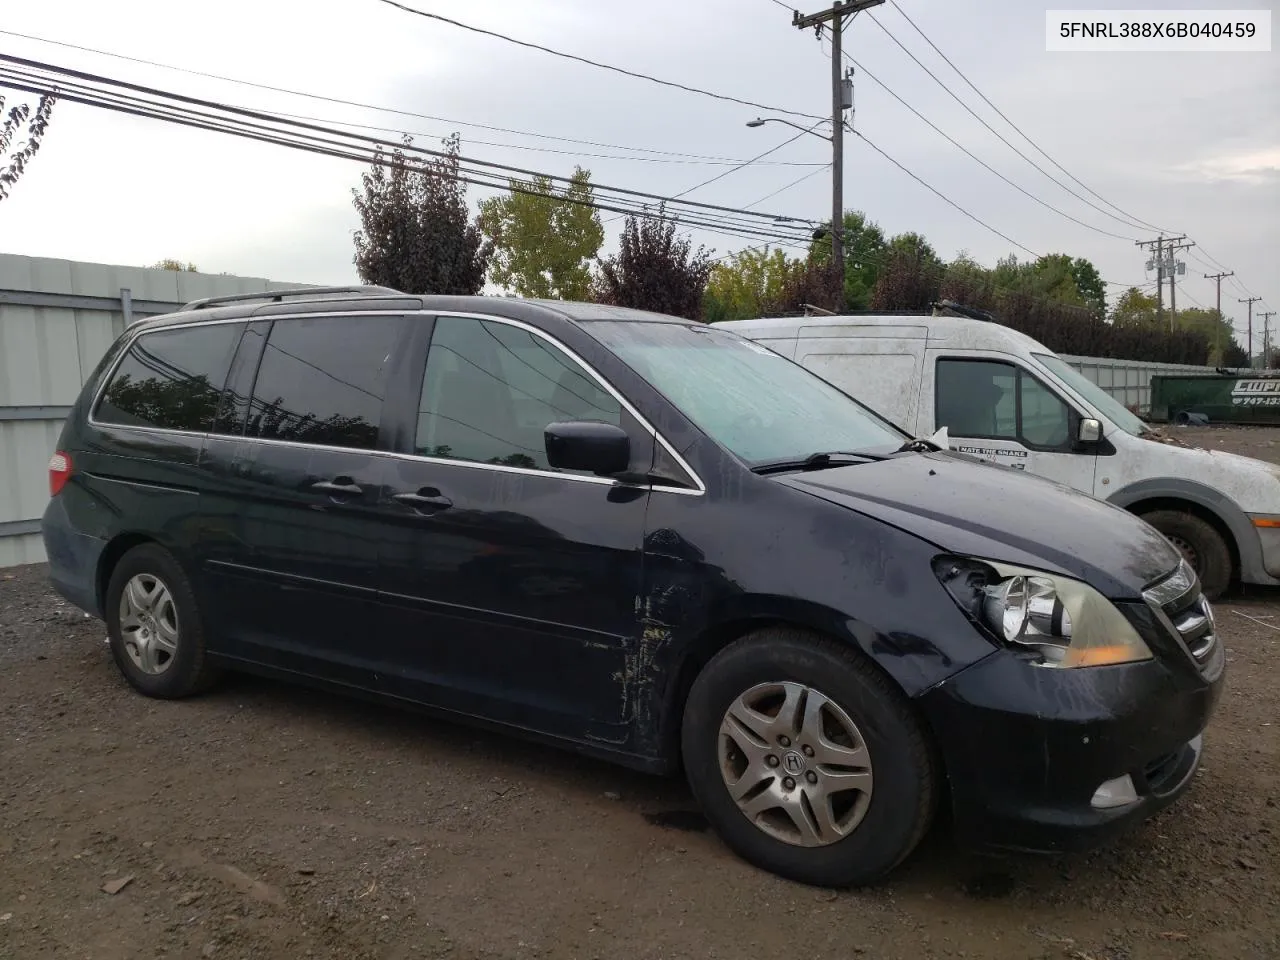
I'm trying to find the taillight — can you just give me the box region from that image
[49,451,73,496]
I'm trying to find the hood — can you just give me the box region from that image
[777,451,1180,598]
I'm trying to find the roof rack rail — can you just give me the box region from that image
[178,285,405,312]
[931,299,997,323]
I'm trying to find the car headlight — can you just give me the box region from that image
[933,556,1153,668]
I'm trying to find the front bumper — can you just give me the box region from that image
[1247,514,1280,581]
[916,641,1223,854]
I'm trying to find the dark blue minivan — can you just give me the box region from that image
[43,287,1223,886]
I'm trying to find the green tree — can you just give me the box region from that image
[478,167,603,300]
[1109,287,1159,328]
[151,259,199,272]
[939,252,995,306]
[982,253,1106,315]
[1170,307,1238,365]
[869,232,943,310]
[0,92,55,203]
[703,246,796,322]
[352,134,492,295]
[594,211,712,321]
[1068,257,1106,315]
[808,210,887,309]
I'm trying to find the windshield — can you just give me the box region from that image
[589,321,906,465]
[1035,353,1147,437]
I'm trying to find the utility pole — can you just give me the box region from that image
[1137,235,1174,324]
[1240,296,1261,367]
[1164,240,1194,329]
[793,0,883,311]
[1204,270,1234,320]
[1261,311,1276,369]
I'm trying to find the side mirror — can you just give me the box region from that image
[1078,417,1102,444]
[545,421,630,476]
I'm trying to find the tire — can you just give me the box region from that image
[1140,509,1232,600]
[681,627,938,887]
[104,543,220,698]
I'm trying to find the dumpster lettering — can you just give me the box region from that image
[1232,380,1280,407]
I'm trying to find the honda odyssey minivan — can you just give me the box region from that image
[42,287,1224,886]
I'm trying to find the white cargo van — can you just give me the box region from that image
[720,310,1280,598]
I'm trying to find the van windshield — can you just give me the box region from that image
[1034,353,1147,437]
[590,321,907,465]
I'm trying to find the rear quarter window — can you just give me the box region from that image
[95,323,241,432]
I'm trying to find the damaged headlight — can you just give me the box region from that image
[933,557,1152,668]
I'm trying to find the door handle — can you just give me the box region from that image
[311,478,364,496]
[393,489,453,511]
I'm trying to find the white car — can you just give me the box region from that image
[720,311,1280,599]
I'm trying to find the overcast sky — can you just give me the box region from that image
[0,0,1275,343]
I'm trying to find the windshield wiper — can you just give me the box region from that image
[750,450,887,475]
[895,437,938,453]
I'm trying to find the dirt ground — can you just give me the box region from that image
[2,429,1277,960]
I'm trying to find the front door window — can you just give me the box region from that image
[936,358,1071,453]
[415,315,622,471]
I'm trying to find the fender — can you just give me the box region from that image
[1107,476,1278,586]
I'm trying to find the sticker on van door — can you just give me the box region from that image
[954,445,1028,470]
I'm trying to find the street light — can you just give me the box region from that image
[745,117,832,142]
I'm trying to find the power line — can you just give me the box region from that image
[850,129,1039,257]
[672,124,823,199]
[705,167,832,264]
[603,125,821,226]
[0,28,821,166]
[866,13,1166,235]
[795,3,1268,314]
[882,0,1175,235]
[369,0,823,121]
[272,108,826,168]
[0,53,816,233]
[0,57,820,248]
[745,164,831,208]
[1191,247,1271,311]
[834,44,1136,242]
[1,44,1206,313]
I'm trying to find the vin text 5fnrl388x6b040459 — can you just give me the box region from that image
[43,287,1223,886]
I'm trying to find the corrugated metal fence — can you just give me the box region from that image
[1059,354,1217,414]
[0,254,305,566]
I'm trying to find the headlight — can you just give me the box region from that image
[933,557,1153,668]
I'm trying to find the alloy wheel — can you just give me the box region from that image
[718,680,874,847]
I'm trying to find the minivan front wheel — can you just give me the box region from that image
[682,629,937,886]
[105,543,219,698]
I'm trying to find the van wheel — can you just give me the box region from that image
[681,628,937,887]
[104,544,220,698]
[1140,509,1232,600]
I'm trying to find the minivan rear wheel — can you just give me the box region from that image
[681,628,937,887]
[105,543,220,698]
[1140,509,1231,600]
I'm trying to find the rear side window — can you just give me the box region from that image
[246,314,404,450]
[95,323,240,432]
